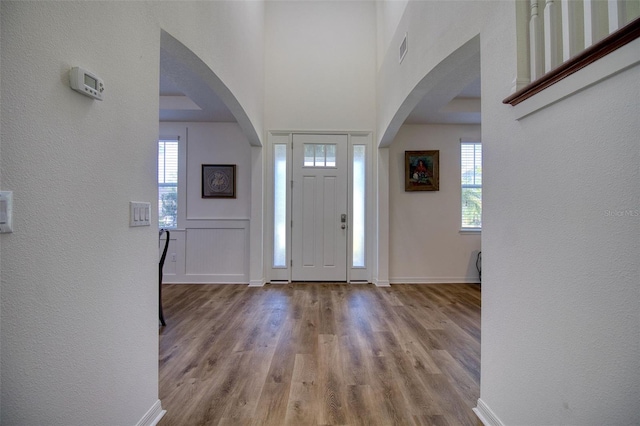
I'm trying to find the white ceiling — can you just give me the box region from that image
[159,57,481,125]
[404,76,481,125]
[159,49,236,123]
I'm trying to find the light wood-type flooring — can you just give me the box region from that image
[158,283,481,426]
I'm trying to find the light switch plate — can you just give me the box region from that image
[129,201,151,227]
[0,191,13,233]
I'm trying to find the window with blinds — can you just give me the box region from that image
[158,139,178,229]
[461,142,482,229]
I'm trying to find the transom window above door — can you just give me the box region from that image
[304,143,336,167]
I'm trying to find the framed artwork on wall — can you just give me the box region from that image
[405,150,439,191]
[202,164,236,198]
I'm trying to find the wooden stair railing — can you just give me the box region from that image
[504,17,640,106]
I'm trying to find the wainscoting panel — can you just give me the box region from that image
[186,228,245,275]
[161,220,250,284]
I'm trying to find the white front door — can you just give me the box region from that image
[291,134,348,281]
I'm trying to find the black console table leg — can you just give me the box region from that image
[159,229,170,326]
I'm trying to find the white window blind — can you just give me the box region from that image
[461,142,482,229]
[158,139,178,229]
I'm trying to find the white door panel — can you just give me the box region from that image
[292,134,347,281]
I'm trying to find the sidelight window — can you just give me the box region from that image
[352,145,366,267]
[273,144,288,267]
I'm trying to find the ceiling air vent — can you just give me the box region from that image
[399,33,408,63]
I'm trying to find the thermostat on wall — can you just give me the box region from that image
[69,67,104,100]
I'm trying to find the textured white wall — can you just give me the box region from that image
[0,2,265,424]
[0,7,3,421]
[184,123,252,220]
[264,0,376,132]
[389,124,481,283]
[481,22,640,424]
[0,3,161,424]
[375,0,409,69]
[378,1,640,424]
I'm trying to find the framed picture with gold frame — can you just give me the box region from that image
[405,150,439,191]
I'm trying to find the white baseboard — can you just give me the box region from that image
[162,281,247,285]
[136,400,166,426]
[374,279,391,287]
[164,274,248,284]
[390,276,480,284]
[473,398,505,426]
[249,279,266,287]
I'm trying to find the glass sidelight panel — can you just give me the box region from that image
[273,144,287,267]
[352,145,366,267]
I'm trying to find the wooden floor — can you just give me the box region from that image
[158,283,481,426]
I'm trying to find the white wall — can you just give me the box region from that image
[375,0,408,69]
[376,1,489,147]
[389,124,481,283]
[159,122,251,284]
[378,1,639,424]
[153,1,265,145]
[0,8,3,420]
[0,3,161,424]
[182,123,251,220]
[481,23,640,426]
[264,0,376,132]
[0,2,265,424]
